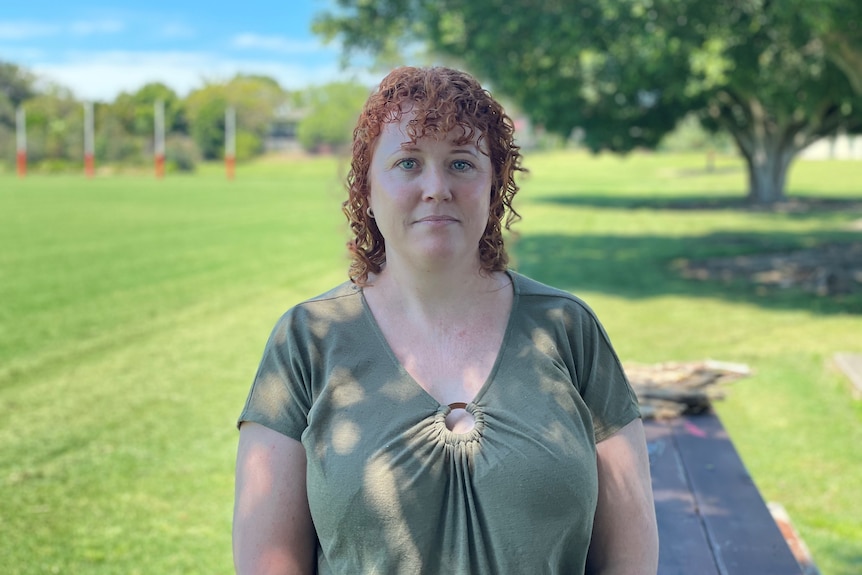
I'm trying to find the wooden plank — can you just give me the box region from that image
[834,352,862,398]
[670,412,803,575]
[645,419,721,575]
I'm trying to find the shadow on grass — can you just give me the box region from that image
[815,541,862,575]
[534,193,862,216]
[674,165,745,177]
[513,230,862,315]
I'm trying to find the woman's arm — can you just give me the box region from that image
[586,418,659,575]
[233,422,316,575]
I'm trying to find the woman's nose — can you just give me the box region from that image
[421,166,453,201]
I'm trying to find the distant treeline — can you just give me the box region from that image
[0,60,372,172]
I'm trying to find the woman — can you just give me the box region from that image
[233,66,658,574]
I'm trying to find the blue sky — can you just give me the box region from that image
[0,0,373,101]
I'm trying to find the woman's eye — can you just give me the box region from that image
[452,160,472,171]
[397,159,418,170]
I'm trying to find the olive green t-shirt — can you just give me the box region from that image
[239,271,641,574]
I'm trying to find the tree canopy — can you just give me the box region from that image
[0,62,36,131]
[185,74,286,160]
[21,85,84,166]
[113,83,187,137]
[316,0,862,204]
[1,60,298,171]
[296,81,370,153]
[0,62,35,107]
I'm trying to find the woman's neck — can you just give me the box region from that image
[366,258,509,322]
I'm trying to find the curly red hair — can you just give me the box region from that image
[344,66,525,285]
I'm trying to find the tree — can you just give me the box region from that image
[187,88,229,160]
[0,61,38,165]
[0,61,36,113]
[316,0,862,205]
[112,82,187,137]
[813,1,862,94]
[95,83,189,165]
[185,74,286,160]
[296,81,369,153]
[22,85,84,167]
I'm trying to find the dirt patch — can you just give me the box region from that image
[673,241,862,297]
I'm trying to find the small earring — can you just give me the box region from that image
[366,207,375,219]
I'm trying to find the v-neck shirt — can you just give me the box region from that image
[238,270,641,574]
[362,273,513,417]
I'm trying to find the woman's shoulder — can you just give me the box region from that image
[302,280,363,306]
[509,270,620,356]
[509,270,597,318]
[272,280,365,333]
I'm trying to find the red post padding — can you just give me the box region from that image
[84,154,95,178]
[16,151,26,178]
[155,154,165,179]
[226,155,235,180]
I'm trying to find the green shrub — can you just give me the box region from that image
[165,136,200,172]
[34,158,78,173]
[235,130,261,162]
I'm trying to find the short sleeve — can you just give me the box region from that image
[569,303,641,442]
[237,309,314,441]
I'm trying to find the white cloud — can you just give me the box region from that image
[231,33,332,54]
[34,52,208,100]
[0,22,60,40]
[30,50,371,101]
[158,22,196,39]
[0,19,124,40]
[0,45,46,60]
[69,19,125,36]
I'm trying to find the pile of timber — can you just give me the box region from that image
[833,352,862,399]
[624,360,751,419]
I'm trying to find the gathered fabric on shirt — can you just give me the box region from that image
[239,270,641,575]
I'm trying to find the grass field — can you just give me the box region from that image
[1,152,861,574]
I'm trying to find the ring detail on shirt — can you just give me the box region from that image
[444,402,477,434]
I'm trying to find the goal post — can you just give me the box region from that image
[16,106,26,178]
[225,106,236,180]
[154,99,166,178]
[84,102,95,177]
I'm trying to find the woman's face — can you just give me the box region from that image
[367,108,493,272]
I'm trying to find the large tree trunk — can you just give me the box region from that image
[740,141,796,205]
[715,91,853,206]
[721,96,801,205]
